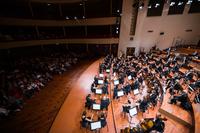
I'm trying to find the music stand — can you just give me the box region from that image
[106,69,110,73]
[95,89,102,94]
[128,75,132,80]
[92,104,101,110]
[90,121,102,132]
[98,80,104,85]
[133,89,139,95]
[114,80,119,85]
[117,90,124,97]
[99,74,104,78]
[129,107,138,123]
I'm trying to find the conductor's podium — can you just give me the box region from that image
[158,92,193,131]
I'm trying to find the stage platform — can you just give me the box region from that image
[159,91,193,129]
[49,59,194,133]
[192,103,200,133]
[49,59,116,133]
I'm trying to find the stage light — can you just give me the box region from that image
[65,16,69,20]
[170,2,175,6]
[155,3,160,8]
[187,0,193,4]
[139,3,144,9]
[178,2,183,5]
[156,3,160,6]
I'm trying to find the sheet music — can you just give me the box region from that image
[129,107,137,116]
[91,121,101,130]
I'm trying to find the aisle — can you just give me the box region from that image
[50,59,115,133]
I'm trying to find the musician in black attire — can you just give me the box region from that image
[153,114,167,133]
[139,97,148,113]
[124,83,131,95]
[169,91,192,111]
[81,111,92,128]
[185,71,194,81]
[94,75,98,84]
[150,90,158,107]
[101,96,110,110]
[102,84,108,94]
[132,79,140,91]
[113,85,118,99]
[85,94,96,109]
[98,112,107,127]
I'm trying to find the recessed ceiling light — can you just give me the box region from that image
[187,0,193,4]
[155,3,160,8]
[178,2,183,5]
[156,3,160,6]
[170,2,175,6]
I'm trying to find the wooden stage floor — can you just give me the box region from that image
[50,59,116,133]
[50,59,192,133]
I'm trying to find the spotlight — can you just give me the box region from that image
[156,3,160,6]
[155,3,160,8]
[170,2,175,6]
[187,0,193,4]
[139,3,144,9]
[65,16,69,20]
[178,2,183,5]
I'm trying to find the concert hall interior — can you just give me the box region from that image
[0,0,200,133]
